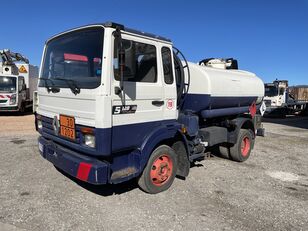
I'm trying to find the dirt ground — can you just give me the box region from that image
[0,114,307,231]
[0,112,35,136]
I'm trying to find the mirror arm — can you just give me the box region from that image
[119,48,124,91]
[113,26,124,91]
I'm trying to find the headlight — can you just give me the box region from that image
[84,134,95,148]
[9,94,17,105]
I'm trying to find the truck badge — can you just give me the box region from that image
[52,116,60,135]
[112,105,137,115]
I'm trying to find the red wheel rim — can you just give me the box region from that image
[150,154,173,186]
[241,136,251,157]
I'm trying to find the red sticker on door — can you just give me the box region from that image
[167,99,174,109]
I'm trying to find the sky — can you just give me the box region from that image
[1,0,307,85]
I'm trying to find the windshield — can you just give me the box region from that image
[265,85,278,97]
[0,76,16,93]
[40,27,104,89]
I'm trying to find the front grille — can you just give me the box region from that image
[41,116,82,144]
[264,100,271,107]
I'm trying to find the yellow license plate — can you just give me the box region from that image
[59,115,75,140]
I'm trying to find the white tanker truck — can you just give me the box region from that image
[34,22,264,194]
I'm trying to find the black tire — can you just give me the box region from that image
[229,129,254,162]
[278,107,288,118]
[172,141,190,177]
[138,145,178,194]
[218,145,230,159]
[20,102,25,113]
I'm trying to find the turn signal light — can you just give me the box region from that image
[81,127,94,134]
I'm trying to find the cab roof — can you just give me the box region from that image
[47,21,172,44]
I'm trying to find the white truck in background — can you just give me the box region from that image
[264,79,308,117]
[0,49,38,112]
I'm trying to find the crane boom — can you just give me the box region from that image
[0,49,29,65]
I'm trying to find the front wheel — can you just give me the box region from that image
[138,145,178,194]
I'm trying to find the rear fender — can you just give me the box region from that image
[229,117,255,144]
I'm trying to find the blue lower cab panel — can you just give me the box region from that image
[37,118,180,185]
[111,119,177,152]
[39,115,112,156]
[38,136,109,185]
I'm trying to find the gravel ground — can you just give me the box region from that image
[0,115,307,231]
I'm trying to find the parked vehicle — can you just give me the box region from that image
[35,22,265,193]
[289,85,308,115]
[0,50,38,112]
[264,80,308,117]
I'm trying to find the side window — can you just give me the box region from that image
[114,39,157,83]
[161,47,173,84]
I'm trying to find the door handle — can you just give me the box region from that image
[152,100,164,106]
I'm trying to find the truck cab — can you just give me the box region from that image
[265,80,288,106]
[0,51,38,112]
[0,70,27,111]
[264,80,289,115]
[263,79,306,116]
[36,22,264,193]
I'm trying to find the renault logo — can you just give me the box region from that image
[52,116,59,135]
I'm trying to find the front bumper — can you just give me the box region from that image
[38,136,109,184]
[0,106,19,111]
[264,106,281,114]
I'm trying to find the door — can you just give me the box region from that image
[111,35,165,152]
[18,76,26,104]
[161,46,177,120]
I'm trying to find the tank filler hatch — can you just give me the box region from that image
[199,58,238,70]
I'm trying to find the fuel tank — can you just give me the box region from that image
[182,62,264,118]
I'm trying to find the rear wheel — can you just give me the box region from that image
[138,145,177,194]
[229,129,254,162]
[20,102,25,113]
[218,145,230,159]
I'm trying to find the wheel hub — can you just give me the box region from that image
[241,136,251,157]
[150,155,173,186]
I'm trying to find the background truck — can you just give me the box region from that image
[289,85,308,115]
[34,22,264,194]
[0,49,38,112]
[264,79,308,117]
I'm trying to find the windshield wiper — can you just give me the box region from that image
[39,78,60,93]
[53,78,81,95]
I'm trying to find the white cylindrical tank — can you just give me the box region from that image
[182,62,264,118]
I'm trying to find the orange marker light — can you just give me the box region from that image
[81,127,94,134]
